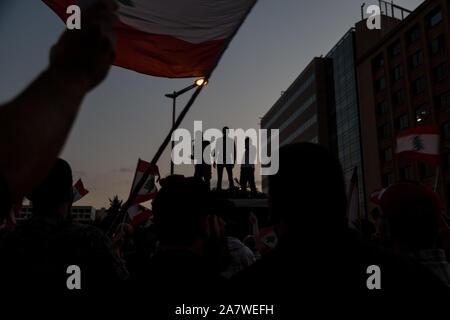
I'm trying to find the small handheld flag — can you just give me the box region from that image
[127,205,152,227]
[395,126,440,165]
[129,159,160,206]
[73,179,89,202]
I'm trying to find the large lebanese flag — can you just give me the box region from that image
[395,126,440,165]
[130,159,160,206]
[43,0,257,77]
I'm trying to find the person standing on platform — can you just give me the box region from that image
[240,137,257,194]
[214,127,236,191]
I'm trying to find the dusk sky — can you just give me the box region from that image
[0,0,423,208]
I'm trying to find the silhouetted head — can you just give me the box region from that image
[27,158,73,217]
[152,176,213,247]
[268,143,347,242]
[380,182,441,251]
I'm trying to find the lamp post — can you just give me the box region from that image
[165,78,208,175]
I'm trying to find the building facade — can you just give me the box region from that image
[327,29,366,213]
[260,31,367,212]
[17,205,96,223]
[356,0,450,213]
[260,57,336,193]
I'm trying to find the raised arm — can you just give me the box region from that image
[0,0,118,204]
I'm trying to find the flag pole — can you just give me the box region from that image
[108,83,207,235]
[108,1,258,234]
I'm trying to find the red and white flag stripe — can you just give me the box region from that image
[128,205,152,226]
[395,126,440,165]
[130,159,160,206]
[73,178,89,202]
[43,0,257,77]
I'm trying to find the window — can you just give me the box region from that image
[377,100,388,115]
[416,104,429,123]
[382,147,393,163]
[372,54,385,70]
[412,76,426,95]
[410,50,423,68]
[433,62,449,82]
[442,122,450,140]
[393,89,405,106]
[420,163,434,178]
[383,172,394,187]
[400,166,414,181]
[437,91,450,111]
[431,35,445,55]
[396,114,409,130]
[429,8,443,27]
[407,25,421,44]
[375,76,386,92]
[378,123,391,139]
[392,64,403,81]
[390,40,402,57]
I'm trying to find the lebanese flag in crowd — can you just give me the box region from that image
[128,205,152,227]
[43,0,257,77]
[130,159,160,206]
[258,226,278,249]
[347,167,361,231]
[73,179,89,202]
[395,126,440,165]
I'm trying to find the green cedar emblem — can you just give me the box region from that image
[413,135,424,151]
[118,0,134,7]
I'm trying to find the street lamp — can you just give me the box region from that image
[165,78,208,175]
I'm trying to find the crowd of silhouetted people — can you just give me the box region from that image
[0,0,449,316]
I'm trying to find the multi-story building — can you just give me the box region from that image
[17,205,96,223]
[326,29,366,212]
[356,0,450,213]
[260,57,336,193]
[260,30,367,212]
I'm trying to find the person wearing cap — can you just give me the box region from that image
[379,182,450,287]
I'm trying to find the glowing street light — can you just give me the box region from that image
[165,78,209,175]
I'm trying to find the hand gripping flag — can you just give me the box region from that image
[73,178,89,202]
[395,126,440,165]
[128,204,152,227]
[43,0,257,77]
[130,159,160,206]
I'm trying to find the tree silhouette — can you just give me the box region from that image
[107,195,123,214]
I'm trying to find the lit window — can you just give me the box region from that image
[416,104,429,123]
